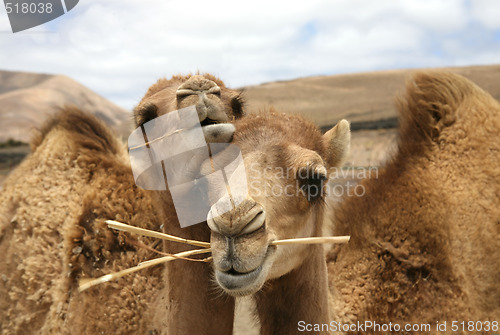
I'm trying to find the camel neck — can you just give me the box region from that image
[255,245,330,335]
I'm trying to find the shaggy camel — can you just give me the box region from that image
[325,71,500,334]
[0,74,245,334]
[0,97,350,335]
[0,70,349,334]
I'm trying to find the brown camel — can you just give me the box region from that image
[134,73,244,142]
[325,71,500,334]
[0,74,245,334]
[206,112,350,335]
[214,71,499,335]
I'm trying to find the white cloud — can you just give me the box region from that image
[0,0,498,110]
[470,0,500,29]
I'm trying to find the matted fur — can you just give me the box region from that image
[328,71,500,333]
[0,74,243,335]
[0,107,169,334]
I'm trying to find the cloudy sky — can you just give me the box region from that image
[1,0,499,110]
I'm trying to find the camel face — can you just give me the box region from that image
[133,74,244,142]
[207,114,350,296]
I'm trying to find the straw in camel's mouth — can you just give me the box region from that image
[77,220,349,293]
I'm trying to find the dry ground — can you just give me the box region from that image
[242,64,500,128]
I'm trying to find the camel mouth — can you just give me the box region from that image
[215,264,263,292]
[200,117,219,127]
[214,246,275,297]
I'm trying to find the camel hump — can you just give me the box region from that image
[30,105,121,155]
[396,71,481,146]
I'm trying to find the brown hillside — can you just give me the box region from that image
[242,64,500,129]
[0,70,130,143]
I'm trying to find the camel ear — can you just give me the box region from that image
[323,119,350,168]
[133,102,159,127]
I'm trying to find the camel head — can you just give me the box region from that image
[133,74,244,142]
[206,112,350,296]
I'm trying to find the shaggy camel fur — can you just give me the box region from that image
[0,106,349,335]
[327,71,500,334]
[0,74,244,335]
[206,112,350,335]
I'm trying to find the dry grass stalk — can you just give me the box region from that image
[106,220,210,248]
[106,220,350,247]
[271,236,350,246]
[78,248,211,292]
[79,220,350,292]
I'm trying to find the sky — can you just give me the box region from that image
[0,0,499,110]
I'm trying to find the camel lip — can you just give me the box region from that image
[215,264,263,291]
[214,246,275,296]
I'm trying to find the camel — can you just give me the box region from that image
[225,71,499,334]
[205,111,350,335]
[325,71,500,333]
[0,73,246,334]
[0,91,350,335]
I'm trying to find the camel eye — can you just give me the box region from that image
[297,170,327,203]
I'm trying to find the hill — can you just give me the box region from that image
[241,64,500,130]
[0,70,130,143]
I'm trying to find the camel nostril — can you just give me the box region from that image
[176,88,195,98]
[207,86,221,95]
[207,200,265,236]
[240,210,265,235]
[177,76,220,95]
